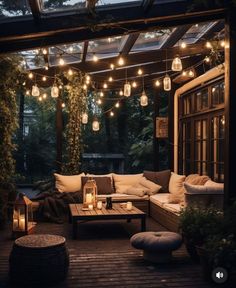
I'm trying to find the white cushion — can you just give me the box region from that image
[163,203,181,214]
[149,193,170,206]
[112,173,143,194]
[184,182,224,195]
[139,177,162,195]
[168,172,186,203]
[204,180,224,189]
[54,173,85,193]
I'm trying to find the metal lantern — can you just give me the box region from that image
[82,112,88,124]
[51,84,59,98]
[12,193,36,238]
[92,119,100,131]
[83,179,97,209]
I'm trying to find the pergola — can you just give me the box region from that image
[0,0,235,206]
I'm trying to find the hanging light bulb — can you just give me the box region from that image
[132,81,137,88]
[44,64,49,71]
[103,83,108,89]
[86,75,91,82]
[163,74,171,91]
[182,71,187,76]
[69,46,74,53]
[83,84,87,90]
[38,96,43,102]
[206,41,212,49]
[99,91,104,97]
[22,81,26,86]
[220,40,225,47]
[205,56,210,63]
[43,93,47,99]
[82,112,88,124]
[31,84,40,97]
[119,90,123,96]
[92,119,100,131]
[68,69,73,76]
[97,99,102,105]
[42,76,47,82]
[61,103,66,108]
[93,54,98,62]
[42,48,48,55]
[110,63,115,70]
[181,42,187,49]
[51,84,59,98]
[108,76,113,82]
[110,111,114,117]
[115,102,120,108]
[28,72,33,79]
[59,57,65,66]
[26,90,30,96]
[188,69,195,78]
[118,55,124,66]
[155,80,160,87]
[140,91,148,107]
[137,68,143,75]
[171,55,182,71]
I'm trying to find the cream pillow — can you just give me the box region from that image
[168,172,186,203]
[125,187,146,197]
[112,173,143,194]
[139,177,162,195]
[54,173,85,193]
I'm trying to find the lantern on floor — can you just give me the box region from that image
[12,193,36,238]
[83,179,97,209]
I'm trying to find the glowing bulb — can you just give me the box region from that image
[69,46,74,53]
[119,90,123,96]
[26,90,30,96]
[42,76,47,81]
[83,84,87,90]
[108,76,113,82]
[205,56,210,63]
[138,68,143,75]
[206,41,212,49]
[182,71,187,76]
[61,103,66,108]
[35,49,40,55]
[124,82,131,97]
[100,91,104,97]
[188,69,194,77]
[43,93,47,99]
[181,42,187,49]
[68,69,73,76]
[110,63,115,70]
[132,81,137,88]
[38,96,42,101]
[115,102,120,108]
[59,57,65,66]
[82,113,88,124]
[155,80,160,87]
[220,40,225,47]
[163,74,171,91]
[45,65,49,71]
[86,79,90,85]
[97,99,102,105]
[42,48,47,55]
[92,119,100,131]
[212,87,216,93]
[22,81,26,86]
[31,84,40,97]
[86,75,91,82]
[103,83,108,89]
[93,54,98,62]
[28,72,33,79]
[172,55,182,71]
[110,111,114,117]
[140,91,148,107]
[118,56,124,66]
[51,85,59,98]
[59,85,63,89]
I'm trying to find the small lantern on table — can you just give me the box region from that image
[12,193,36,238]
[83,179,97,209]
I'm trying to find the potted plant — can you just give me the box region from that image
[179,206,223,262]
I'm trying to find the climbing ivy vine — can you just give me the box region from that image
[62,70,87,175]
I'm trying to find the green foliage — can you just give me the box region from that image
[62,71,87,174]
[0,0,30,16]
[0,55,22,184]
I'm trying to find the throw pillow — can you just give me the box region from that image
[112,173,143,194]
[185,174,210,185]
[204,180,224,189]
[139,177,162,195]
[81,176,114,195]
[143,170,171,192]
[125,187,146,197]
[168,172,186,204]
[54,173,85,193]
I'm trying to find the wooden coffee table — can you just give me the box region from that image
[69,203,146,239]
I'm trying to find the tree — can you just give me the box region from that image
[0,0,30,16]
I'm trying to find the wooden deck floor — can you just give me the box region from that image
[0,217,225,288]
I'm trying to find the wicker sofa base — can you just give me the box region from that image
[150,202,180,232]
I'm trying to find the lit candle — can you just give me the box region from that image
[127,202,132,211]
[88,204,93,210]
[97,201,102,209]
[19,216,25,230]
[86,193,92,203]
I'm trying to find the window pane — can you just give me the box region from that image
[201,89,208,109]
[0,0,31,19]
[219,82,225,104]
[212,84,220,105]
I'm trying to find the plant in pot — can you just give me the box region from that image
[179,206,223,262]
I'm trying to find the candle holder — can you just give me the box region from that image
[83,179,97,209]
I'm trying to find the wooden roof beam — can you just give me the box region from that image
[161,24,192,48]
[27,0,42,23]
[119,33,140,55]
[82,41,89,63]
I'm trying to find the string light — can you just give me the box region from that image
[103,83,108,89]
[83,84,87,90]
[137,68,143,75]
[38,96,42,101]
[28,72,33,79]
[115,102,120,108]
[181,42,187,49]
[92,119,100,131]
[35,49,40,55]
[100,91,104,97]
[44,64,49,71]
[59,85,63,89]
[86,75,91,82]
[110,63,115,70]
[108,76,113,82]
[26,90,30,95]
[97,99,102,105]
[68,69,73,76]
[118,55,124,66]
[119,90,123,96]
[163,75,171,91]
[51,84,59,98]
[124,69,131,97]
[82,113,88,124]
[59,57,65,66]
[43,93,47,99]
[220,40,225,47]
[42,48,48,55]
[140,91,148,107]
[93,54,98,62]
[155,80,160,87]
[31,84,40,97]
[110,111,114,117]
[42,76,47,81]
[204,56,210,63]
[172,55,182,71]
[188,69,195,78]
[22,81,26,86]
[206,41,212,49]
[182,71,187,76]
[69,46,74,53]
[132,81,137,88]
[61,103,66,108]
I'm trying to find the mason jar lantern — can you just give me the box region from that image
[12,193,36,238]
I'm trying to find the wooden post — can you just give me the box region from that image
[56,96,63,172]
[153,90,159,171]
[224,9,236,206]
[168,84,176,172]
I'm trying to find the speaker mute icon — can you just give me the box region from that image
[212,267,228,284]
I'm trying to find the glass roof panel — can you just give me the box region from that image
[0,0,31,19]
[48,43,83,66]
[131,28,176,53]
[86,36,125,61]
[182,22,218,44]
[20,49,45,70]
[42,0,140,12]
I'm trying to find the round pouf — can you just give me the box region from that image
[130,231,182,263]
[9,234,69,285]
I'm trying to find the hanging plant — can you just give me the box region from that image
[62,70,87,175]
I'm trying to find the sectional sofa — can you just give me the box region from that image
[54,170,224,232]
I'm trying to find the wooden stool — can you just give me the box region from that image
[9,234,69,285]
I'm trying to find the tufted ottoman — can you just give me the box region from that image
[9,234,69,285]
[130,231,182,263]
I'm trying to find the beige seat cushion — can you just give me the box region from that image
[54,173,85,193]
[168,172,186,204]
[149,193,170,206]
[138,177,162,195]
[163,203,182,215]
[112,173,143,194]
